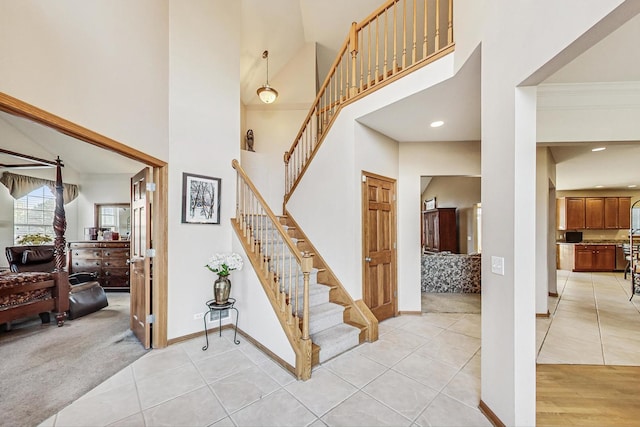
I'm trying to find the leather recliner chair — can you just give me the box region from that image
[5,245,108,320]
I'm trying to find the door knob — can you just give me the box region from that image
[365,257,372,262]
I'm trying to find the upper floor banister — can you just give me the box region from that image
[284,0,454,203]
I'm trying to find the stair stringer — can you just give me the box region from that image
[281,211,379,344]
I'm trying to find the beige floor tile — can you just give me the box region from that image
[195,348,255,384]
[377,329,429,351]
[321,391,411,427]
[393,353,460,391]
[397,317,445,340]
[257,357,297,386]
[136,363,206,410]
[284,368,357,417]
[132,345,191,381]
[180,333,240,363]
[106,412,145,427]
[323,350,387,388]
[355,337,416,367]
[210,364,280,413]
[379,315,413,329]
[142,386,227,426]
[428,330,481,354]
[460,352,481,377]
[38,414,56,427]
[55,382,141,427]
[440,370,481,408]
[447,314,481,339]
[415,393,491,427]
[362,370,438,420]
[230,389,317,427]
[415,313,465,329]
[413,339,477,370]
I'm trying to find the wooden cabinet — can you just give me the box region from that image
[68,241,131,291]
[573,244,615,272]
[585,198,604,229]
[422,208,457,253]
[557,197,631,230]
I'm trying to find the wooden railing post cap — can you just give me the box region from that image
[301,251,313,272]
[232,159,240,168]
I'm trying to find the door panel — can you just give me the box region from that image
[131,167,152,349]
[363,173,397,321]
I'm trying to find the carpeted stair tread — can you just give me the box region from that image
[312,323,361,363]
[307,302,345,335]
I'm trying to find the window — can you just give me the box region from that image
[14,185,55,243]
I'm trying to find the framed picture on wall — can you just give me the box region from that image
[181,172,221,224]
[424,197,436,210]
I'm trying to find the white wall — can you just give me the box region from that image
[0,0,170,161]
[479,1,630,424]
[75,173,132,239]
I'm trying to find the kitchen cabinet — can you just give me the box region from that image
[573,244,615,272]
[557,197,631,230]
[585,198,604,229]
[422,208,457,253]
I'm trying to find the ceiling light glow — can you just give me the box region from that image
[430,120,444,128]
[629,185,637,188]
[595,185,604,188]
[591,147,606,152]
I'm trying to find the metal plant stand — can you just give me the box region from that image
[202,297,239,351]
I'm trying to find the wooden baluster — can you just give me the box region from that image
[423,0,428,57]
[392,2,398,74]
[383,9,388,80]
[375,16,380,84]
[412,0,417,64]
[359,27,364,92]
[349,22,358,97]
[447,0,453,44]
[367,24,372,87]
[284,151,289,195]
[402,0,407,70]
[435,0,440,51]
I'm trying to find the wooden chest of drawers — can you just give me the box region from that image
[68,241,131,291]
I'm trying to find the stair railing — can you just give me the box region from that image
[231,159,313,380]
[284,0,454,203]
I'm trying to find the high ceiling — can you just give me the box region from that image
[1,2,639,191]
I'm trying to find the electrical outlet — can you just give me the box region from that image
[491,256,505,276]
[193,312,204,320]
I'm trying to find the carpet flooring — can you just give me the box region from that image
[0,292,149,427]
[421,292,481,313]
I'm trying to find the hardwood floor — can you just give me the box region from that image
[537,364,640,426]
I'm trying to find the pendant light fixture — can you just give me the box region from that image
[257,50,278,104]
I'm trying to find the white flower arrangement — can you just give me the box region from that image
[205,252,244,277]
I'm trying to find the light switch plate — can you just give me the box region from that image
[491,256,505,275]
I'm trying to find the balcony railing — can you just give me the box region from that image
[284,0,454,203]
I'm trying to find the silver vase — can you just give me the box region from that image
[214,275,231,304]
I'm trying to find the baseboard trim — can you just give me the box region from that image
[479,400,506,427]
[167,325,296,377]
[548,292,558,297]
[536,310,550,318]
[398,311,422,315]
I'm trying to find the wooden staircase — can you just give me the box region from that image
[232,159,377,379]
[278,213,378,364]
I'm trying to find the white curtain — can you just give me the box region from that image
[0,171,79,204]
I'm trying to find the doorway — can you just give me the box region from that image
[0,91,168,348]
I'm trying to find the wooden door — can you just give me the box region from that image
[362,172,397,321]
[585,197,604,229]
[130,167,152,348]
[604,198,619,229]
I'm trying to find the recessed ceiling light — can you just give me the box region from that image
[430,120,444,128]
[595,185,604,188]
[629,185,637,188]
[591,147,606,152]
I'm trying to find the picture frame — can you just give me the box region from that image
[181,172,221,224]
[424,197,436,210]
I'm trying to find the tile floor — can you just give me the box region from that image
[39,313,489,427]
[537,270,640,365]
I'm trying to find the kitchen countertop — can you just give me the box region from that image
[557,240,626,245]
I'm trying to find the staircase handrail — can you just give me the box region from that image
[231,159,313,380]
[284,0,454,204]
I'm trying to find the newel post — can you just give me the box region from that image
[298,251,314,380]
[349,22,359,98]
